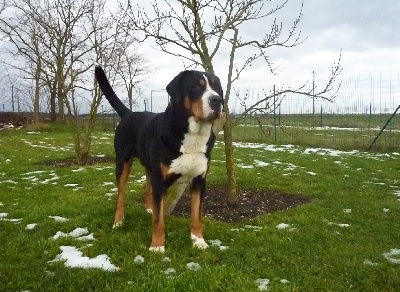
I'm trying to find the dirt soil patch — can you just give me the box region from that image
[38,156,114,167]
[172,187,312,223]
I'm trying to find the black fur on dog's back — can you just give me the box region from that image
[95,66,130,118]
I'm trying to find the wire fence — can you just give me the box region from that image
[224,68,400,152]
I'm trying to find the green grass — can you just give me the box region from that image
[1,126,400,291]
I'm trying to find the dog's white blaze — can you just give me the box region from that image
[202,74,220,119]
[169,117,211,182]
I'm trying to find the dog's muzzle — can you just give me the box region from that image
[209,95,223,118]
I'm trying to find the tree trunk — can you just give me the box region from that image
[50,82,57,122]
[222,27,239,208]
[223,110,238,208]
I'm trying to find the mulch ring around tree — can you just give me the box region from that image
[172,187,312,223]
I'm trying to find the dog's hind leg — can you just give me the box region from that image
[113,158,133,228]
[144,169,153,214]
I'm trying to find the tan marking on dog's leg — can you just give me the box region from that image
[113,160,132,228]
[190,189,208,249]
[144,169,153,214]
[149,196,165,253]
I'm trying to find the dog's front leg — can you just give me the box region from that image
[190,175,209,249]
[149,174,166,253]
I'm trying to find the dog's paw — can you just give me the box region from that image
[191,233,209,249]
[146,208,153,214]
[149,246,165,253]
[112,220,124,229]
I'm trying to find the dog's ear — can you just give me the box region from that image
[166,71,187,104]
[215,76,224,101]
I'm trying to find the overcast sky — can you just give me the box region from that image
[142,0,400,96]
[1,0,399,113]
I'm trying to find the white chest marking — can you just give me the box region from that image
[169,117,212,182]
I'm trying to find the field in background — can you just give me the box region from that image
[94,113,400,152]
[231,114,400,152]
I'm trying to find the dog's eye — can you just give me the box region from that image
[192,84,202,92]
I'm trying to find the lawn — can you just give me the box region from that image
[0,125,399,291]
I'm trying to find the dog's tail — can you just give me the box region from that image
[95,66,130,118]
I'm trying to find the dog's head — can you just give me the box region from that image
[166,70,224,121]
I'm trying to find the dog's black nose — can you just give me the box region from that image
[209,95,222,108]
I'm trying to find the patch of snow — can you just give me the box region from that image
[363,259,379,266]
[255,278,269,291]
[0,213,22,223]
[187,262,201,271]
[164,268,176,275]
[209,239,229,250]
[161,257,171,263]
[49,246,119,271]
[52,227,89,240]
[209,239,222,246]
[276,223,290,230]
[102,182,114,186]
[254,160,270,167]
[49,216,69,222]
[244,225,263,232]
[76,234,95,241]
[134,255,145,264]
[26,223,37,230]
[64,183,79,187]
[237,163,254,169]
[383,249,400,264]
[230,228,244,232]
[324,220,350,228]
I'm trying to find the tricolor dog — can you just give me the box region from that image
[95,66,224,252]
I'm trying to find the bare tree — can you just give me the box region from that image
[0,0,151,164]
[116,48,152,110]
[121,0,342,207]
[0,0,49,122]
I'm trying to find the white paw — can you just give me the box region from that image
[146,208,153,214]
[112,220,124,229]
[191,233,209,249]
[149,246,165,253]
